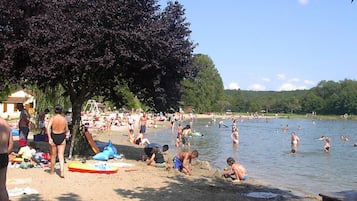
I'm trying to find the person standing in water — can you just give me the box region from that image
[324,137,331,152]
[290,132,300,153]
[231,128,239,144]
[181,125,192,151]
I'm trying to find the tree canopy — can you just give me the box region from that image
[0,0,196,156]
[181,54,225,113]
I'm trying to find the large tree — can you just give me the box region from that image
[181,54,225,113]
[0,0,195,157]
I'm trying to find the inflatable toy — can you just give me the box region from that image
[92,140,121,161]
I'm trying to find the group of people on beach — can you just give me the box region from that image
[0,103,74,199]
[124,113,241,180]
[130,113,201,176]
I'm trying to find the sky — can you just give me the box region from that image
[160,0,357,91]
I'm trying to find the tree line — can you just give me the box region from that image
[179,55,357,116]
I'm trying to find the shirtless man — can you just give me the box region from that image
[222,157,247,182]
[172,150,198,176]
[0,117,14,201]
[47,105,69,178]
[139,112,147,138]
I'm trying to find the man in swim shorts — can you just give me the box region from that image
[222,157,248,182]
[0,117,14,201]
[139,112,147,138]
[173,150,198,176]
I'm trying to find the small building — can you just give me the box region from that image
[0,90,36,119]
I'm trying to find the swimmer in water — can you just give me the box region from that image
[340,135,349,142]
[291,132,300,145]
[323,137,331,152]
[317,136,326,141]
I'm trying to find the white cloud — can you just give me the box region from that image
[227,82,240,90]
[261,77,270,82]
[248,84,266,91]
[276,74,286,80]
[304,80,315,85]
[288,78,300,83]
[298,0,309,5]
[277,83,308,91]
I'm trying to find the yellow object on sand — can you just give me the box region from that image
[68,161,119,174]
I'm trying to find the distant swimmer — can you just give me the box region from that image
[323,137,331,152]
[291,132,300,153]
[219,121,224,128]
[231,128,239,144]
[291,132,300,145]
[340,135,349,141]
[219,120,228,128]
[317,136,327,141]
[283,124,289,133]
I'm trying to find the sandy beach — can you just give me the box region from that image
[6,115,320,201]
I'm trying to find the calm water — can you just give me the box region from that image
[146,117,357,196]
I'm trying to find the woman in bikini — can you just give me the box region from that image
[47,105,69,178]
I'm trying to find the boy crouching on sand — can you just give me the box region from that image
[222,157,248,182]
[172,150,198,176]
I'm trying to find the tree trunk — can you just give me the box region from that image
[68,101,83,159]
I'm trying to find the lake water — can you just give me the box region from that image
[146,117,357,196]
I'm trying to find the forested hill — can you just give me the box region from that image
[224,79,357,115]
[238,90,308,102]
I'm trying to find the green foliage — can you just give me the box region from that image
[29,84,71,114]
[0,83,13,101]
[181,54,225,113]
[0,0,195,157]
[225,79,357,115]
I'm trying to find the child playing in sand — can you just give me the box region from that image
[222,157,248,182]
[11,141,37,162]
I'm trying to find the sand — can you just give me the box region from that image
[6,115,320,201]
